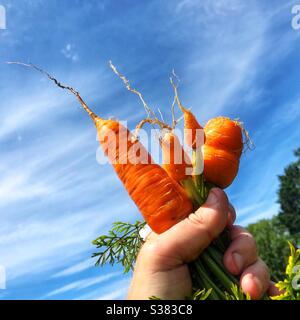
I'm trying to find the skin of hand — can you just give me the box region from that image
[128,188,280,300]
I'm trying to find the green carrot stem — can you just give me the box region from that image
[194,259,226,299]
[214,228,231,253]
[206,246,240,285]
[181,177,205,207]
[192,149,210,198]
[189,264,205,291]
[201,251,238,294]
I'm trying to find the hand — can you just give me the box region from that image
[128,188,280,300]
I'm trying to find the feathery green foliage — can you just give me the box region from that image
[92,220,146,273]
[225,284,251,300]
[271,242,300,300]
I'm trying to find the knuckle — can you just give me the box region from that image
[187,213,214,241]
[190,206,226,240]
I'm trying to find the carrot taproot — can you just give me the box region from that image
[171,79,205,149]
[182,108,204,149]
[203,117,244,188]
[161,130,192,182]
[160,130,204,207]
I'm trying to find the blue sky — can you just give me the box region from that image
[0,0,299,300]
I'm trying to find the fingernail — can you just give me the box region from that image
[232,252,243,273]
[205,189,219,206]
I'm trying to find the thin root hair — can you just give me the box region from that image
[6,61,97,120]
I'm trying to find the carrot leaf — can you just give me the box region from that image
[92,220,146,273]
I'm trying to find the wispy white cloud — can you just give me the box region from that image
[95,286,129,300]
[44,272,121,298]
[239,203,279,226]
[75,278,131,300]
[61,43,79,62]
[0,205,113,280]
[179,5,266,119]
[0,172,52,203]
[52,259,94,279]
[176,0,244,16]
[0,90,68,141]
[235,202,268,219]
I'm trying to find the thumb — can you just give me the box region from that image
[155,188,229,263]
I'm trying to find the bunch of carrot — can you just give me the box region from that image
[10,61,250,299]
[96,110,244,234]
[89,64,248,299]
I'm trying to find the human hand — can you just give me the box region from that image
[127,188,280,300]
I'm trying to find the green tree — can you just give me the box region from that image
[277,148,300,236]
[247,217,292,282]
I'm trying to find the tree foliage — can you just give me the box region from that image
[248,147,300,282]
[247,217,292,282]
[277,148,300,236]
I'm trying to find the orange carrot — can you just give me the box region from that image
[94,117,193,233]
[172,84,244,190]
[203,117,244,188]
[204,117,243,157]
[161,130,192,182]
[182,108,205,149]
[171,81,205,149]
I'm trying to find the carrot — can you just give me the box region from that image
[160,130,204,207]
[171,80,244,190]
[161,130,192,182]
[204,117,243,157]
[203,117,244,188]
[169,78,243,189]
[182,108,204,149]
[97,117,194,233]
[170,79,205,149]
[134,120,203,208]
[132,119,191,183]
